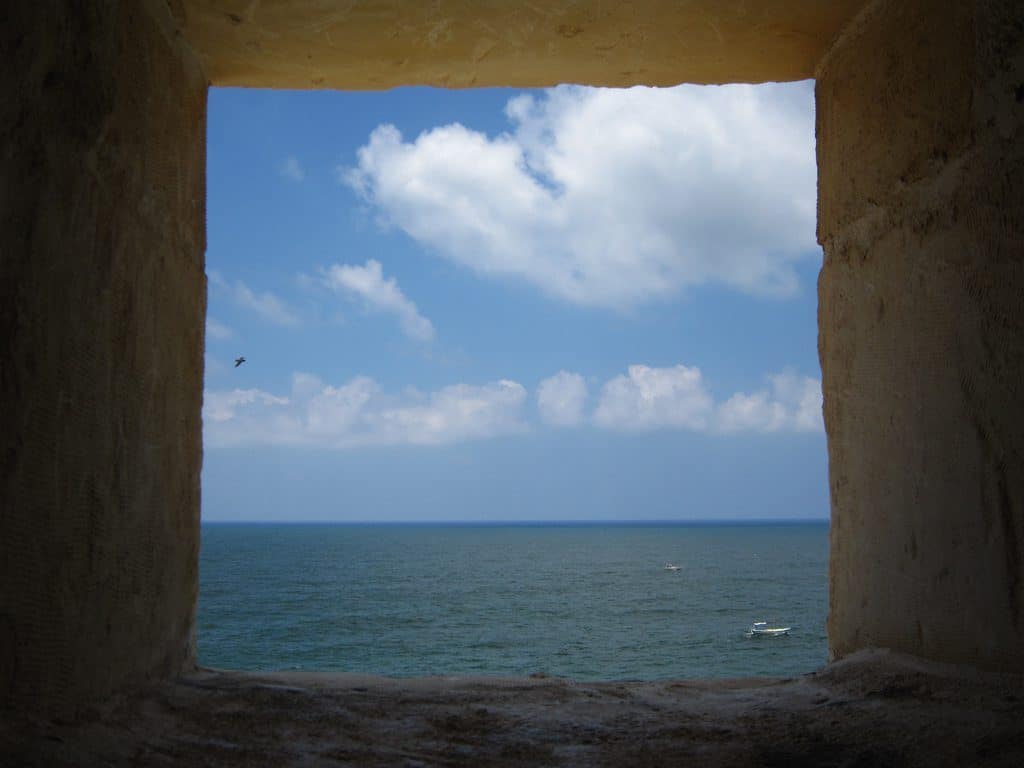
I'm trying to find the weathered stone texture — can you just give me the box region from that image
[3,651,1024,767]
[817,0,1024,669]
[0,1,206,712]
[2,0,1022,726]
[177,0,868,89]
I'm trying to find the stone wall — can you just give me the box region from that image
[0,1,206,712]
[817,0,1024,669]
[2,0,1021,719]
[177,0,866,88]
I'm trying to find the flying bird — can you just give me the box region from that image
[234,356,246,368]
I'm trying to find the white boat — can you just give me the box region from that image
[663,563,681,571]
[748,621,791,636]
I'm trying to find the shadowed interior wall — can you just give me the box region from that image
[0,1,206,711]
[818,0,1024,669]
[2,0,1022,718]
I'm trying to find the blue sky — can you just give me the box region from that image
[202,82,827,522]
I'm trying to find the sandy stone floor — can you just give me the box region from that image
[3,650,1023,767]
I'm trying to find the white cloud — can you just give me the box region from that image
[204,374,527,448]
[280,155,305,182]
[369,380,526,445]
[594,365,714,431]
[344,82,817,309]
[715,391,787,433]
[205,317,234,340]
[208,271,300,327]
[203,365,821,448]
[322,259,435,342]
[537,371,588,426]
[717,370,823,433]
[593,364,823,434]
[204,388,290,424]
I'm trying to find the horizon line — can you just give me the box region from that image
[201,517,829,526]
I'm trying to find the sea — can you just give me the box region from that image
[198,521,829,680]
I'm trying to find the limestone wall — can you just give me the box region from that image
[2,0,1021,719]
[817,0,1024,669]
[0,1,206,712]
[177,0,867,88]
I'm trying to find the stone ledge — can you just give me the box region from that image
[3,650,1022,766]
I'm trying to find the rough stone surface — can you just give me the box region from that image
[2,651,1023,766]
[3,0,1023,730]
[817,0,1024,669]
[0,1,206,714]
[176,0,868,89]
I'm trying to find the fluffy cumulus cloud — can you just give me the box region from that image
[594,365,714,431]
[322,259,435,342]
[208,271,300,327]
[716,370,823,434]
[204,373,527,448]
[344,82,817,309]
[204,365,820,449]
[593,364,822,434]
[537,371,588,426]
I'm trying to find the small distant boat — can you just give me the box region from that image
[748,621,791,637]
[663,563,681,571]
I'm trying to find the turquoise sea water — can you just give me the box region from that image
[198,522,828,680]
